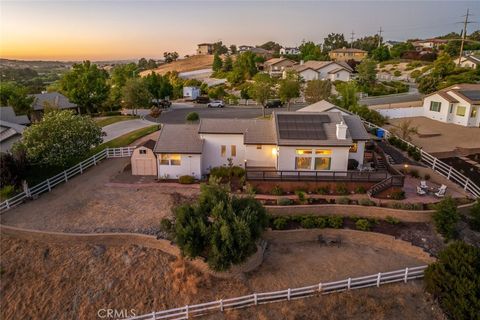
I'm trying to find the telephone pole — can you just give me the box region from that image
[377,27,383,48]
[350,30,355,48]
[457,8,473,66]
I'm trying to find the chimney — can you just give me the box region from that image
[336,121,348,140]
[300,60,304,65]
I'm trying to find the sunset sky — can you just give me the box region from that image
[1,0,479,61]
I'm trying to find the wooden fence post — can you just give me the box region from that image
[47,179,51,191]
[185,305,189,319]
[464,179,469,191]
[377,273,381,287]
[5,199,10,209]
[106,147,110,158]
[318,283,322,292]
[64,171,68,182]
[432,158,437,171]
[404,268,409,283]
[151,311,155,320]
[347,278,351,290]
[93,154,97,165]
[447,167,452,180]
[220,299,224,312]
[287,288,291,301]
[79,163,83,174]
[254,293,258,305]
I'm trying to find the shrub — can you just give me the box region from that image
[273,217,288,230]
[355,219,371,231]
[277,197,292,206]
[245,183,257,195]
[178,175,195,184]
[409,169,420,178]
[468,200,480,231]
[390,190,406,200]
[295,190,307,204]
[358,198,376,206]
[316,186,330,195]
[424,242,480,320]
[160,218,174,237]
[0,185,15,200]
[327,216,344,229]
[393,70,401,77]
[423,173,431,181]
[385,216,401,225]
[354,186,366,194]
[185,112,199,122]
[335,183,348,195]
[300,216,317,229]
[433,197,459,241]
[271,185,284,196]
[410,70,422,79]
[336,197,350,205]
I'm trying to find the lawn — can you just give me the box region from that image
[90,124,160,154]
[94,115,137,127]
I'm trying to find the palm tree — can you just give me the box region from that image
[393,119,418,141]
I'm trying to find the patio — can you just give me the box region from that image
[402,175,468,203]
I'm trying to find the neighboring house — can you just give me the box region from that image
[0,106,30,152]
[287,60,353,82]
[196,43,214,55]
[183,86,201,100]
[422,84,480,127]
[263,58,297,77]
[30,92,78,120]
[360,93,425,119]
[238,45,254,53]
[411,39,447,52]
[280,47,300,55]
[297,100,352,116]
[152,111,370,179]
[458,55,480,69]
[329,47,367,62]
[384,41,401,50]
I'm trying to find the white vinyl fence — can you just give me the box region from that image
[0,147,135,212]
[126,265,427,320]
[363,121,480,198]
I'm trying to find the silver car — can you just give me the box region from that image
[207,100,224,108]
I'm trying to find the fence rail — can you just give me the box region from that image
[125,265,427,320]
[0,147,135,213]
[363,121,480,198]
[246,169,389,183]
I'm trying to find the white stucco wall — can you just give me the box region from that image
[423,93,478,127]
[299,69,319,81]
[422,95,450,123]
[200,133,246,173]
[157,154,202,179]
[328,69,351,82]
[377,107,424,119]
[348,141,365,166]
[318,63,350,81]
[277,146,350,172]
[245,144,277,167]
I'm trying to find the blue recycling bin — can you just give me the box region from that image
[376,129,385,138]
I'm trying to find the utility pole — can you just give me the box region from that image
[457,8,472,66]
[350,30,355,48]
[377,27,383,48]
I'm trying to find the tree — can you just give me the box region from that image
[163,52,179,63]
[424,241,480,320]
[352,35,382,53]
[278,71,301,110]
[122,78,152,115]
[107,63,139,110]
[417,75,441,94]
[0,83,34,115]
[212,41,228,55]
[370,46,391,62]
[0,152,25,188]
[207,86,226,99]
[356,59,377,86]
[212,53,223,72]
[299,41,326,61]
[390,42,415,58]
[229,44,237,54]
[137,58,148,71]
[392,119,418,141]
[250,73,274,117]
[258,41,282,54]
[432,53,455,78]
[143,72,173,100]
[15,110,102,167]
[468,199,480,231]
[304,79,331,104]
[59,61,109,114]
[322,33,348,52]
[228,52,258,84]
[222,56,233,72]
[433,196,460,241]
[334,81,358,109]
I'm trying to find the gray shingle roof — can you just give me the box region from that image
[30,92,77,111]
[199,118,277,145]
[154,124,203,154]
[0,107,30,125]
[343,115,371,141]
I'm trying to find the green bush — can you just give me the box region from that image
[314,216,327,228]
[316,186,330,195]
[186,112,199,122]
[393,70,401,77]
[424,242,480,320]
[433,197,459,241]
[327,216,344,229]
[295,190,307,204]
[468,200,480,231]
[390,190,406,200]
[336,197,350,205]
[423,173,431,181]
[271,185,284,196]
[410,70,422,79]
[273,217,288,230]
[178,175,195,184]
[300,216,317,229]
[355,219,371,231]
[358,198,376,206]
[160,218,174,237]
[354,186,366,194]
[335,183,349,195]
[0,185,15,201]
[277,197,292,206]
[385,216,401,225]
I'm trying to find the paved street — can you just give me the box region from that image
[102,119,155,142]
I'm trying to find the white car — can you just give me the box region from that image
[207,100,224,108]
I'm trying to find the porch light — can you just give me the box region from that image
[272,148,278,156]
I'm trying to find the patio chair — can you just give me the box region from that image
[416,186,427,196]
[420,180,428,190]
[435,185,447,198]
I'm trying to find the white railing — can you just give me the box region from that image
[363,120,480,198]
[126,265,427,320]
[0,147,136,213]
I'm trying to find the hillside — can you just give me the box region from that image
[140,55,214,76]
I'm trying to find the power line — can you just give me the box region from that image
[350,30,355,48]
[457,8,476,66]
[377,27,383,48]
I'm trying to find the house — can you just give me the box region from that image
[422,84,480,127]
[360,93,425,119]
[297,100,352,115]
[30,92,78,120]
[384,41,401,50]
[0,106,30,152]
[458,55,480,69]
[287,60,353,82]
[329,47,367,62]
[238,45,254,53]
[152,111,370,179]
[411,39,447,52]
[183,86,201,100]
[280,47,300,55]
[197,43,214,55]
[263,58,297,77]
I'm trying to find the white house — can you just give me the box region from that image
[287,60,353,82]
[297,100,352,116]
[457,55,480,69]
[263,58,297,77]
[0,106,30,152]
[183,86,201,100]
[152,111,370,179]
[422,84,480,127]
[280,47,300,55]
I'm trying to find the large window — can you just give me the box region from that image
[295,149,332,170]
[221,145,226,157]
[429,101,441,112]
[160,154,181,166]
[295,157,312,170]
[231,145,236,157]
[315,157,331,170]
[456,106,466,116]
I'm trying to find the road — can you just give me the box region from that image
[102,119,155,142]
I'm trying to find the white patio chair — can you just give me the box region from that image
[420,180,428,190]
[435,185,447,198]
[416,186,427,196]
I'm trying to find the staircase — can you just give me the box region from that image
[367,175,405,197]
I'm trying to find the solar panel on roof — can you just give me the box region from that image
[277,114,329,140]
[460,90,480,101]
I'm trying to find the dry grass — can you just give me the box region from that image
[140,55,214,76]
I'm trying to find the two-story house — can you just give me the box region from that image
[328,47,367,62]
[263,58,297,77]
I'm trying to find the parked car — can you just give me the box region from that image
[265,99,283,108]
[207,100,225,108]
[194,96,210,104]
[153,99,171,108]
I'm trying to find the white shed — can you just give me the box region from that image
[183,86,201,100]
[131,145,157,176]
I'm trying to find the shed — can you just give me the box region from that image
[131,140,157,176]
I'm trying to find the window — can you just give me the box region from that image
[295,157,311,170]
[160,154,181,166]
[471,107,477,118]
[429,101,441,112]
[221,145,226,157]
[349,143,358,153]
[449,104,454,113]
[256,145,262,150]
[139,149,147,155]
[296,149,312,155]
[456,106,466,116]
[315,149,332,155]
[315,157,331,170]
[231,145,236,157]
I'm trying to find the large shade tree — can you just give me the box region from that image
[0,83,34,115]
[250,73,274,118]
[122,78,153,115]
[278,71,301,110]
[304,79,332,104]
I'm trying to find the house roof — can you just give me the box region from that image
[198,118,277,144]
[0,120,26,143]
[343,115,371,140]
[424,83,480,104]
[464,55,480,65]
[264,57,295,67]
[329,48,367,54]
[292,60,353,73]
[154,124,203,154]
[360,93,424,107]
[30,92,77,111]
[297,100,352,114]
[0,106,30,125]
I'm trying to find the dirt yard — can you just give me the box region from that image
[0,233,441,320]
[139,55,214,76]
[0,158,198,234]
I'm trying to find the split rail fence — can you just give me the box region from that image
[126,265,427,320]
[0,147,135,212]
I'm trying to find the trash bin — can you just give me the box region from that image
[376,129,385,138]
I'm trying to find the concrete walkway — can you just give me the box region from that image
[102,119,155,142]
